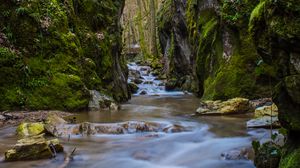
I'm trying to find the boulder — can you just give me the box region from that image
[196,98,254,115]
[88,90,117,110]
[255,104,278,117]
[128,82,139,94]
[221,148,252,160]
[5,134,63,161]
[140,90,147,95]
[16,122,45,138]
[133,78,143,84]
[129,69,142,79]
[0,114,5,121]
[44,114,68,137]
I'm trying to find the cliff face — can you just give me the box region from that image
[158,0,300,167]
[158,0,275,99]
[250,0,300,167]
[0,0,129,111]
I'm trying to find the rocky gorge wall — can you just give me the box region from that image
[250,0,300,167]
[0,0,130,111]
[158,0,276,99]
[158,0,300,167]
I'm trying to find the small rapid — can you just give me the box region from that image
[127,63,186,96]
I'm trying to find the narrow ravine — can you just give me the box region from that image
[0,63,272,168]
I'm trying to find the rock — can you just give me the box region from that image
[0,115,5,120]
[42,121,189,137]
[128,82,139,94]
[221,148,251,160]
[16,122,45,138]
[140,90,147,95]
[274,75,300,132]
[255,104,278,117]
[143,81,154,85]
[162,124,188,133]
[165,79,178,91]
[247,116,281,129]
[88,90,116,110]
[250,98,273,109]
[129,69,142,79]
[254,142,281,168]
[5,134,63,161]
[151,69,160,76]
[109,102,120,111]
[44,114,67,137]
[196,98,254,115]
[133,78,143,84]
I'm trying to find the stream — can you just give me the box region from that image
[0,63,272,168]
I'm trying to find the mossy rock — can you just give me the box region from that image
[16,122,45,138]
[254,141,281,168]
[5,134,63,161]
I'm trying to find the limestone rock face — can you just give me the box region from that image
[5,134,63,161]
[157,0,273,98]
[196,98,254,115]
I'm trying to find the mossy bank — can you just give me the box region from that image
[0,0,130,111]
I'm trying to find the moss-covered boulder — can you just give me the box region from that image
[16,122,45,138]
[196,98,254,115]
[5,134,63,161]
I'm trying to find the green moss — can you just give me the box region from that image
[16,122,45,138]
[0,0,128,110]
[249,1,266,33]
[279,148,300,168]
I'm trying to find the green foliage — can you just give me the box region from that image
[249,1,266,33]
[252,140,261,152]
[221,0,260,26]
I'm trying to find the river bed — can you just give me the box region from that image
[0,94,272,168]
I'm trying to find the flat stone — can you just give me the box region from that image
[247,116,281,129]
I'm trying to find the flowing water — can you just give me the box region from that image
[0,64,272,168]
